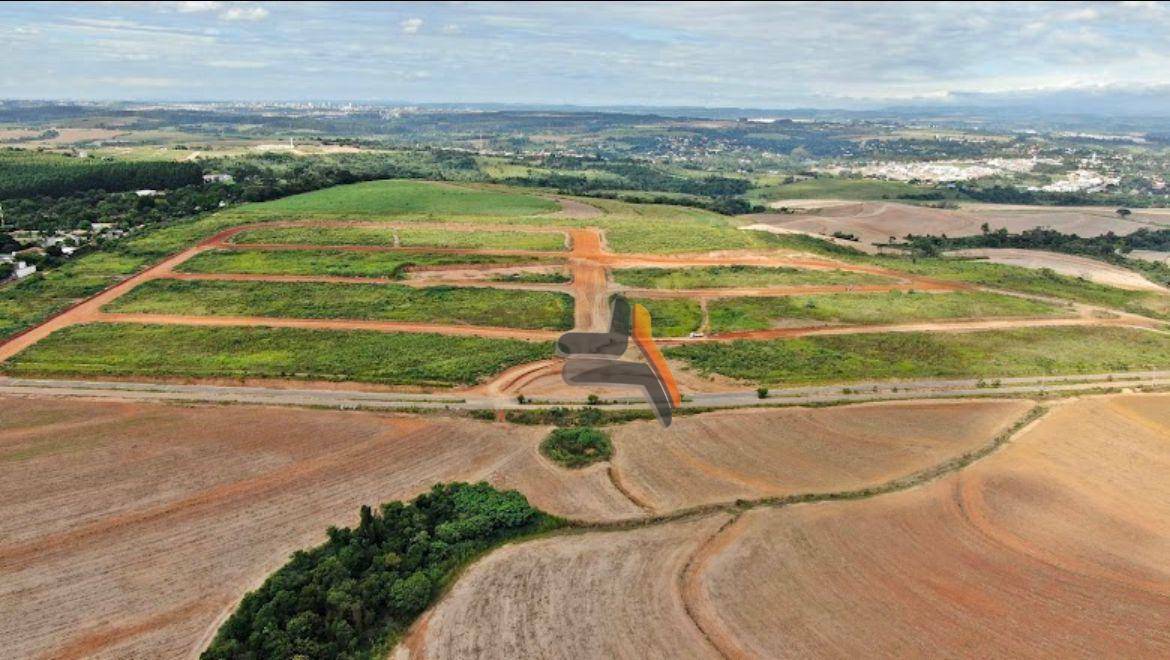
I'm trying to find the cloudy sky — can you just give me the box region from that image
[3,1,1170,109]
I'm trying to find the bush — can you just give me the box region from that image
[540,426,613,468]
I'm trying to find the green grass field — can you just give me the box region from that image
[177,249,548,279]
[666,326,1170,385]
[629,297,703,337]
[232,180,559,218]
[751,176,944,203]
[613,265,893,289]
[106,279,574,330]
[707,291,1068,332]
[229,225,567,251]
[872,257,1170,319]
[1,323,552,386]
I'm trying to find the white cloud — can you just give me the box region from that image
[400,17,423,34]
[441,23,461,35]
[176,1,223,13]
[220,6,269,22]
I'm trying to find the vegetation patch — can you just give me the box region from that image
[872,257,1170,319]
[231,179,559,218]
[708,291,1067,332]
[540,427,613,468]
[229,225,566,251]
[627,297,703,337]
[202,482,560,660]
[490,270,570,284]
[666,326,1170,385]
[106,279,575,330]
[177,249,545,279]
[3,323,553,386]
[613,265,893,289]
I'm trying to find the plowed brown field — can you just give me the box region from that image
[609,400,1034,512]
[689,394,1170,657]
[395,515,730,660]
[0,397,636,659]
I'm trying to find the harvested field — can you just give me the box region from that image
[690,394,1170,657]
[609,400,1033,512]
[747,202,1167,247]
[0,397,637,659]
[396,515,729,660]
[1130,249,1170,265]
[946,248,1166,292]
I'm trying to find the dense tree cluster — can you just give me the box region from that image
[202,482,555,660]
[0,151,203,198]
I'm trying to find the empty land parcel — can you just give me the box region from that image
[104,279,575,330]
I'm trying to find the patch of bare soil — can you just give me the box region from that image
[609,399,1035,513]
[0,397,637,658]
[395,515,730,660]
[690,394,1170,657]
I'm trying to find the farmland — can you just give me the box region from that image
[1,324,553,386]
[105,279,575,330]
[690,395,1170,657]
[666,326,1170,385]
[613,265,893,289]
[177,249,549,278]
[706,290,1068,332]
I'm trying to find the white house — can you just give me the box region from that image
[202,173,234,184]
[135,189,159,197]
[14,261,36,279]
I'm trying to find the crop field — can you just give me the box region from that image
[707,291,1068,332]
[609,400,1033,512]
[752,176,938,203]
[691,394,1170,657]
[666,326,1170,385]
[406,515,731,660]
[229,225,568,251]
[0,396,643,659]
[613,265,893,289]
[230,179,560,218]
[627,297,703,337]
[176,249,548,278]
[1,323,553,386]
[105,279,575,330]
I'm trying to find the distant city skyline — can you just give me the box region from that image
[4,1,1170,113]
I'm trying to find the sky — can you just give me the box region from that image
[3,1,1170,110]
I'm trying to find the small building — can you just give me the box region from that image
[135,189,159,197]
[202,173,234,184]
[14,261,36,279]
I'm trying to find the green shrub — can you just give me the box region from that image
[540,426,614,468]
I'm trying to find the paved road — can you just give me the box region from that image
[3,371,1168,413]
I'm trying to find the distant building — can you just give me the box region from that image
[202,173,234,184]
[14,261,36,279]
[135,189,159,197]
